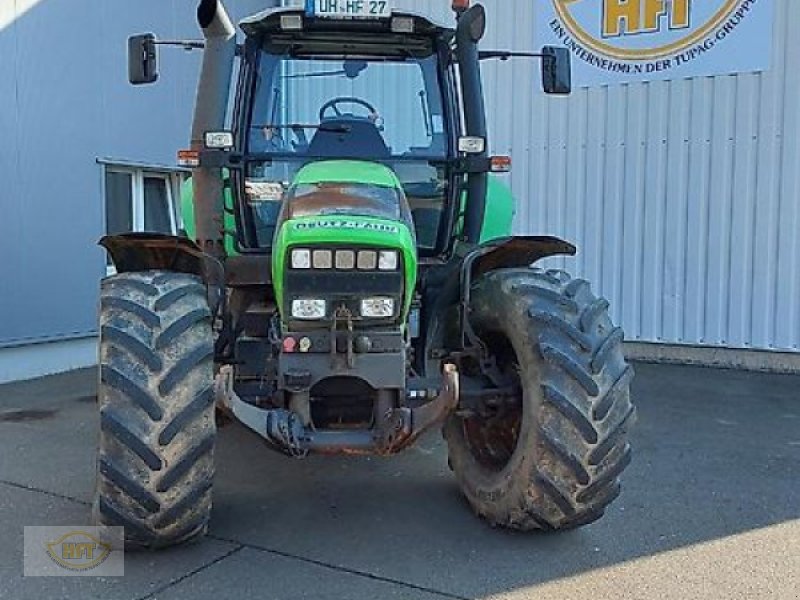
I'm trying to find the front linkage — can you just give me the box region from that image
[216,363,459,456]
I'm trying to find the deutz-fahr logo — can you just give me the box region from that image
[45,531,112,572]
[552,0,754,62]
[295,220,400,234]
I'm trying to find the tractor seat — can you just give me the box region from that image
[307,118,391,160]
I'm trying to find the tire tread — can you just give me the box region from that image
[445,267,634,532]
[94,271,215,550]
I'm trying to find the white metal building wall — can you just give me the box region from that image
[289,0,800,353]
[0,0,270,382]
[0,0,269,349]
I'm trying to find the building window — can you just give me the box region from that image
[105,171,135,235]
[104,166,185,272]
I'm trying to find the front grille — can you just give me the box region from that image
[285,270,403,297]
[286,270,403,324]
[285,244,405,325]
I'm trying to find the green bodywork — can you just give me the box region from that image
[480,176,515,243]
[180,175,239,257]
[180,163,516,321]
[272,161,417,320]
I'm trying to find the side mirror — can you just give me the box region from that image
[541,46,571,95]
[128,34,158,85]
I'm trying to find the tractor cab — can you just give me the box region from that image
[235,7,457,253]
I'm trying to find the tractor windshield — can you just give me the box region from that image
[243,48,450,250]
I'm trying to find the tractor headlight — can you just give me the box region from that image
[357,250,378,270]
[335,250,356,270]
[312,249,333,269]
[378,250,399,271]
[291,249,311,269]
[292,299,327,320]
[360,297,395,318]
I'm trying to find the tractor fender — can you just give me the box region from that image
[100,233,223,284]
[461,235,576,283]
[423,236,576,368]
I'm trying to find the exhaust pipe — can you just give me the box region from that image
[191,0,236,258]
[455,5,488,245]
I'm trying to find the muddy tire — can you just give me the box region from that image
[93,271,215,549]
[444,268,635,531]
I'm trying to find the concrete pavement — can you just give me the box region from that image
[0,362,798,599]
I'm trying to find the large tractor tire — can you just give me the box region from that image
[93,271,216,549]
[444,267,635,531]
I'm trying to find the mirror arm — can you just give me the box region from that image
[151,40,243,55]
[153,39,205,51]
[478,50,552,62]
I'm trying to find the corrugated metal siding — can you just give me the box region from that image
[288,0,800,352]
[523,0,800,353]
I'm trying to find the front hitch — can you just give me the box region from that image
[377,363,459,453]
[215,364,459,456]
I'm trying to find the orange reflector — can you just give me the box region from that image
[283,337,297,353]
[490,156,512,173]
[452,0,469,12]
[177,149,200,167]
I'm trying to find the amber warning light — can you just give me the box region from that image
[490,156,512,173]
[177,150,200,168]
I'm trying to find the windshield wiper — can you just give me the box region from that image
[419,90,432,138]
[254,123,352,133]
[281,69,346,79]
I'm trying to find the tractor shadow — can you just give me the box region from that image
[209,361,800,597]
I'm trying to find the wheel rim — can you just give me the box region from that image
[461,333,524,472]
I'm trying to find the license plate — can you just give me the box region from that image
[306,0,391,19]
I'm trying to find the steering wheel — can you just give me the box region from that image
[319,97,380,123]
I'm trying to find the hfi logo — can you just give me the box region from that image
[45,531,113,572]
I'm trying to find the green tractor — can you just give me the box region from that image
[96,0,635,548]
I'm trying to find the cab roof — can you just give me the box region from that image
[240,7,454,38]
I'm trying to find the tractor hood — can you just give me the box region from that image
[284,161,407,221]
[272,161,418,324]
